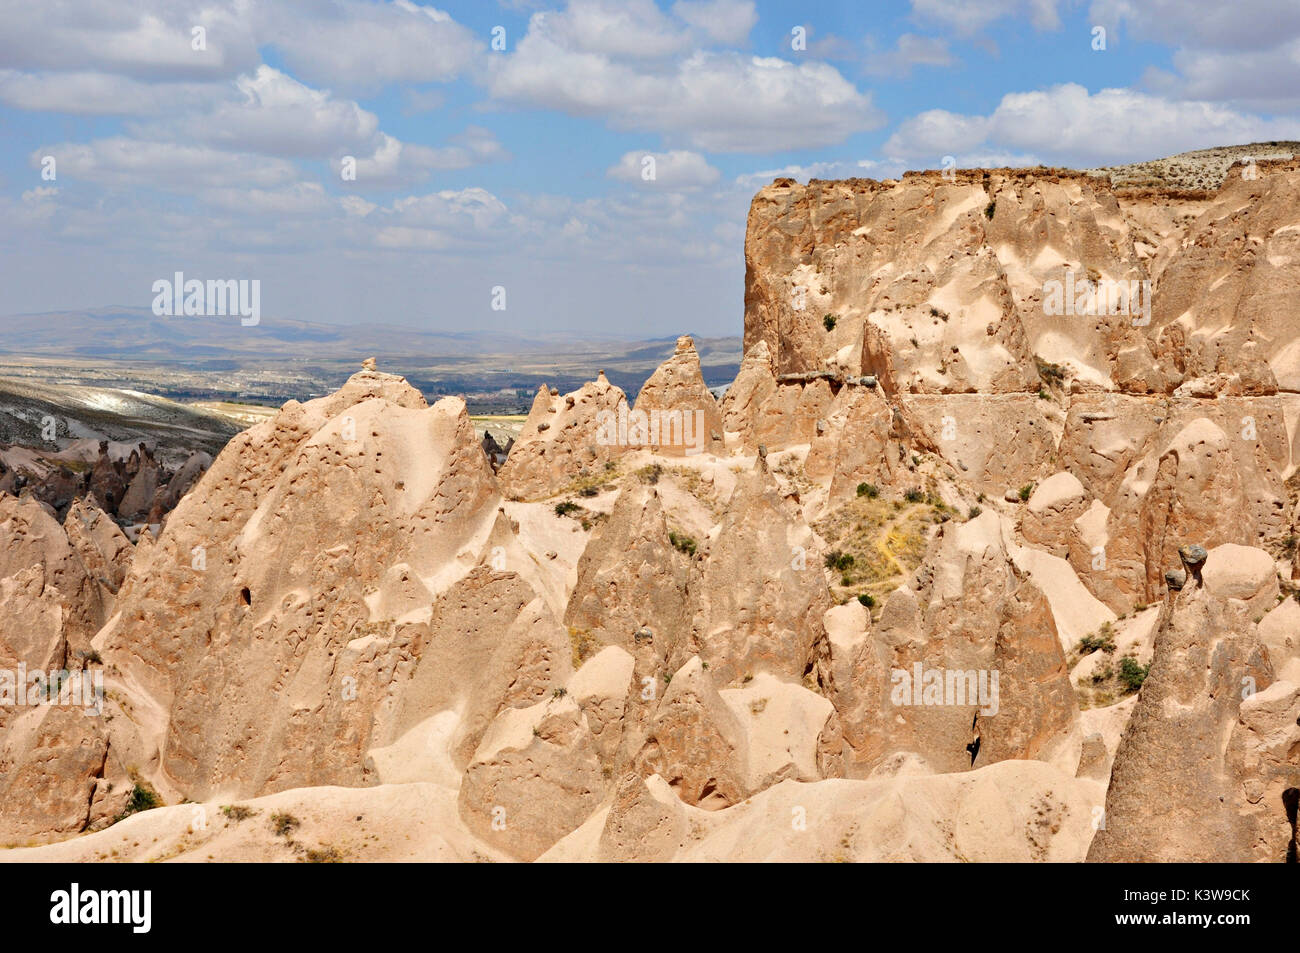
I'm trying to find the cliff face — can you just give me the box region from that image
[743,162,1300,398]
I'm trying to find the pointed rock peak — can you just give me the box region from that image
[674,335,696,354]
[361,356,377,372]
[334,365,427,410]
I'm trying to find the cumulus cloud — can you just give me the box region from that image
[884,83,1300,166]
[1091,0,1300,110]
[489,32,883,151]
[337,128,508,190]
[257,0,482,92]
[0,70,221,115]
[861,34,956,77]
[139,66,380,157]
[672,0,758,45]
[1090,0,1300,52]
[0,1,260,80]
[607,150,721,188]
[911,0,1064,35]
[30,138,301,190]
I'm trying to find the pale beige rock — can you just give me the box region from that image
[1088,585,1275,861]
[636,657,748,810]
[719,673,836,791]
[497,373,628,500]
[458,696,605,861]
[690,458,831,686]
[633,336,724,457]
[1202,543,1279,614]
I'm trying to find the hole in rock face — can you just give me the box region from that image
[966,713,981,766]
[1284,788,1299,864]
[238,586,251,607]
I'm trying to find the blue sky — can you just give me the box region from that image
[2,0,1299,340]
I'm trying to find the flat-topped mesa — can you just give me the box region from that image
[743,164,1300,398]
[496,371,628,500]
[631,335,724,458]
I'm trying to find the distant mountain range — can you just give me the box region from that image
[0,307,740,364]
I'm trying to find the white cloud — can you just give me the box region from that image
[911,0,1063,35]
[489,34,884,151]
[0,2,260,80]
[338,128,507,189]
[0,70,221,115]
[535,0,692,58]
[198,182,333,215]
[1090,0,1300,52]
[1090,1,1300,110]
[143,66,380,157]
[607,150,720,188]
[258,0,481,92]
[672,0,758,45]
[885,83,1300,166]
[862,34,955,77]
[31,137,301,189]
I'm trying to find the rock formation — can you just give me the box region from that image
[5,159,1300,863]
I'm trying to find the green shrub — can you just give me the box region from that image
[856,482,879,499]
[668,531,697,556]
[904,488,925,504]
[823,314,837,331]
[984,200,996,220]
[125,784,159,816]
[857,593,876,608]
[554,501,581,517]
[1118,657,1149,692]
[824,551,855,572]
[968,505,982,519]
[1018,483,1034,502]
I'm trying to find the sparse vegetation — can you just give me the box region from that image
[904,488,925,504]
[1018,483,1034,502]
[668,531,697,556]
[857,593,876,608]
[302,845,344,863]
[221,804,257,822]
[1118,656,1149,692]
[856,482,879,499]
[1078,623,1116,655]
[636,463,663,485]
[113,774,162,825]
[271,812,300,838]
[567,626,598,669]
[984,200,996,220]
[823,314,838,331]
[968,505,982,520]
[554,500,581,517]
[1035,357,1066,388]
[825,551,855,572]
